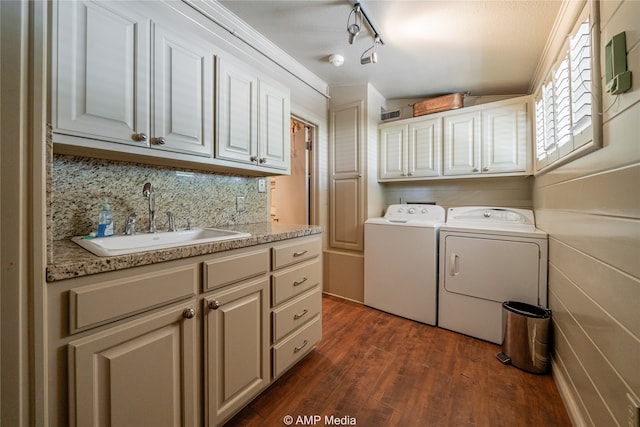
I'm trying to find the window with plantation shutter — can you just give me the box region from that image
[535,98,545,162]
[533,3,600,174]
[554,57,571,150]
[570,19,592,142]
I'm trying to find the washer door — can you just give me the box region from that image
[443,235,541,304]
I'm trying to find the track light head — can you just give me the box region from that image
[360,51,377,65]
[347,4,361,44]
[360,36,380,65]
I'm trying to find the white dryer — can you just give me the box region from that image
[364,204,445,325]
[438,207,548,344]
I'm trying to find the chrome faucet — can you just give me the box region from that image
[166,211,177,232]
[142,182,157,233]
[124,212,137,235]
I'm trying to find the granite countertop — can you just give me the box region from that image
[47,223,323,282]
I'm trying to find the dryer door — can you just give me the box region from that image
[443,235,541,304]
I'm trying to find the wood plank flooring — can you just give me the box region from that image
[227,294,572,426]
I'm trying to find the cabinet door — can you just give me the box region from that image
[216,57,258,164]
[443,111,481,176]
[205,278,269,426]
[482,102,529,173]
[54,0,150,146]
[68,301,198,427]
[330,102,363,251]
[409,118,442,178]
[258,79,290,170]
[379,125,406,180]
[152,25,214,156]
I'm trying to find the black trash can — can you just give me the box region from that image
[497,301,551,374]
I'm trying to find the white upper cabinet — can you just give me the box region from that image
[481,101,528,174]
[258,79,290,170]
[379,124,406,180]
[152,25,214,156]
[53,1,214,157]
[379,95,531,181]
[379,118,441,180]
[443,110,482,176]
[53,1,150,146]
[52,0,292,174]
[217,56,290,172]
[216,57,257,165]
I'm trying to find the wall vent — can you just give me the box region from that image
[381,109,401,121]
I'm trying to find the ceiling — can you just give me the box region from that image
[218,0,562,100]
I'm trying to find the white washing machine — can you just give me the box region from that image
[438,207,548,344]
[364,204,445,325]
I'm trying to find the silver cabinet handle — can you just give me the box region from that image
[293,277,308,287]
[182,307,196,319]
[250,155,258,162]
[208,300,220,310]
[293,340,308,353]
[259,157,267,164]
[133,133,147,142]
[293,250,308,257]
[153,137,166,145]
[483,167,489,172]
[293,309,308,320]
[472,168,479,172]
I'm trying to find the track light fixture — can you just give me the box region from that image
[346,4,361,44]
[345,2,384,65]
[360,35,380,64]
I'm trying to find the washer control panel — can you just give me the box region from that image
[383,204,445,222]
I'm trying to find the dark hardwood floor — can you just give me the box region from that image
[227,294,572,426]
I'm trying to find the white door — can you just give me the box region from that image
[205,278,269,426]
[443,235,541,304]
[68,301,197,427]
[258,79,290,170]
[409,118,442,178]
[216,57,258,164]
[152,25,214,156]
[54,0,150,145]
[482,102,528,173]
[443,111,481,175]
[379,124,406,180]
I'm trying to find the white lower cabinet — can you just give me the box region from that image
[270,237,323,379]
[205,277,270,426]
[50,234,322,427]
[68,300,199,427]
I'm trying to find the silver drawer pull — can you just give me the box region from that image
[293,277,308,287]
[293,309,308,320]
[208,300,220,310]
[294,340,308,353]
[182,307,196,319]
[293,250,308,257]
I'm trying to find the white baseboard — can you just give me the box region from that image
[551,356,591,427]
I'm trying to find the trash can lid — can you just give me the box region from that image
[502,301,551,318]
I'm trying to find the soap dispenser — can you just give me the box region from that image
[97,198,114,237]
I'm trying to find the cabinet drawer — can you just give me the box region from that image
[272,237,321,270]
[272,287,321,342]
[272,315,321,379]
[271,259,321,306]
[203,248,269,291]
[69,264,197,333]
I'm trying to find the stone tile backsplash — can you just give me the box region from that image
[52,154,269,240]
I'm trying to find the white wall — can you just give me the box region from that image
[533,1,640,425]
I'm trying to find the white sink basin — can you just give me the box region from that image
[72,228,251,257]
